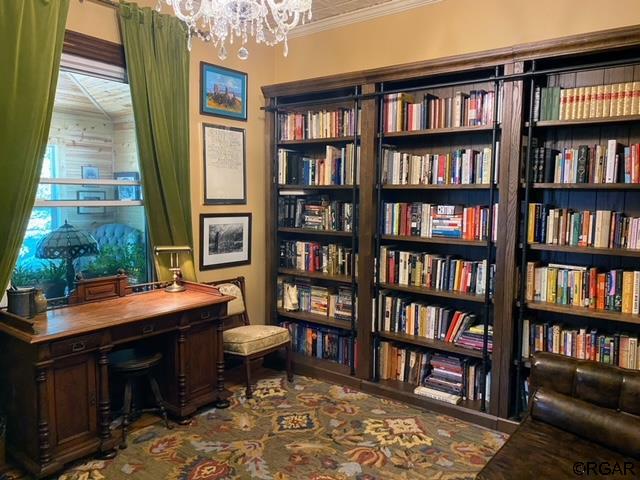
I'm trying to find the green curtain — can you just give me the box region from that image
[118,2,195,281]
[0,0,70,291]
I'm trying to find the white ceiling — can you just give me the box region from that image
[311,0,394,22]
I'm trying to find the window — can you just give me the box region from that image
[12,63,149,299]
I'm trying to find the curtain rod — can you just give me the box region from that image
[82,0,118,8]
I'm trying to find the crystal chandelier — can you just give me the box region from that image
[156,0,313,60]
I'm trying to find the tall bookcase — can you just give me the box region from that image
[263,25,640,430]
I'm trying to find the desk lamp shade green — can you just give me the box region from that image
[36,220,99,294]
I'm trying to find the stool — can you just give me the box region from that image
[110,351,172,449]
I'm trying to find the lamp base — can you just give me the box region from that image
[165,282,186,293]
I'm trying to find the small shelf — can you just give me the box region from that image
[378,282,486,303]
[377,330,486,359]
[278,268,355,284]
[277,227,353,237]
[529,182,640,190]
[526,301,640,325]
[277,136,356,146]
[381,234,488,247]
[382,184,493,190]
[277,308,353,330]
[374,379,483,412]
[278,184,357,192]
[380,124,495,139]
[527,243,640,258]
[529,114,640,128]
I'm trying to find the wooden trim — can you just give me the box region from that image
[63,30,124,69]
[262,25,640,98]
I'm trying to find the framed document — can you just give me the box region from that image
[200,213,252,270]
[203,123,247,205]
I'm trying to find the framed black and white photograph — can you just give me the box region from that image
[114,171,141,200]
[203,123,246,205]
[77,190,106,215]
[199,213,251,270]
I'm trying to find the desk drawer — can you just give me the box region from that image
[51,333,102,357]
[111,316,177,343]
[190,304,227,324]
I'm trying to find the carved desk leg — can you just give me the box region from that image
[98,346,117,459]
[35,363,52,467]
[176,326,192,425]
[215,320,230,409]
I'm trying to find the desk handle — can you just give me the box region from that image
[200,311,211,320]
[72,341,86,353]
[142,325,155,335]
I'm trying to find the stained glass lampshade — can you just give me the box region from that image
[36,220,99,294]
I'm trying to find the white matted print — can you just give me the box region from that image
[203,124,246,204]
[199,213,251,270]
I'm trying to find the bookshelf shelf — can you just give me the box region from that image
[374,379,484,412]
[278,184,357,192]
[278,227,353,237]
[277,136,356,146]
[277,308,353,330]
[527,243,640,258]
[382,184,492,190]
[526,301,640,325]
[278,268,355,284]
[377,330,485,358]
[291,352,352,377]
[529,183,640,190]
[528,114,640,128]
[381,234,488,247]
[379,125,494,139]
[379,282,486,303]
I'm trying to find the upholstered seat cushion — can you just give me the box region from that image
[223,325,290,356]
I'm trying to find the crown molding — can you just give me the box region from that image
[289,0,442,38]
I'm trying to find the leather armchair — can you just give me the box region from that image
[477,352,640,479]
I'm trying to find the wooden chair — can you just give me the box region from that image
[209,277,293,398]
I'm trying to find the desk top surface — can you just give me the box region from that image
[0,285,233,344]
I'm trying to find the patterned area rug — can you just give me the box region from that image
[3,374,507,480]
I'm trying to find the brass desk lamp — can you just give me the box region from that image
[154,246,192,293]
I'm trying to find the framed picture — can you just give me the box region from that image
[114,171,141,201]
[81,165,99,183]
[200,213,251,270]
[77,190,106,215]
[200,62,247,121]
[203,123,246,205]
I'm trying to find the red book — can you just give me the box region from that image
[597,273,606,310]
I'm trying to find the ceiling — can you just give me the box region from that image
[311,0,394,22]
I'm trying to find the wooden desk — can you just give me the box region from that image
[0,282,232,478]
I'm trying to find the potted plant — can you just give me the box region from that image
[38,260,67,299]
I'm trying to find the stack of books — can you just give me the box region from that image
[523,320,640,370]
[281,321,354,366]
[526,205,640,250]
[279,240,357,276]
[381,146,497,185]
[415,354,486,404]
[278,196,353,231]
[533,81,640,122]
[456,324,493,352]
[525,262,640,314]
[279,108,360,140]
[382,202,498,241]
[277,145,359,186]
[379,247,494,296]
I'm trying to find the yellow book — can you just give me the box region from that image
[588,86,598,118]
[622,271,634,314]
[610,83,620,116]
[631,81,640,116]
[547,268,558,304]
[559,89,566,120]
[603,84,612,117]
[582,86,591,119]
[623,82,633,116]
[596,84,605,117]
[616,83,625,116]
[566,88,575,120]
[527,204,536,243]
[574,87,584,119]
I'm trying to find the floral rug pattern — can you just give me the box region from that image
[2,375,506,480]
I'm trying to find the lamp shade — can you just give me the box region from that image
[36,220,99,260]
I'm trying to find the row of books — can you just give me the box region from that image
[383,89,500,132]
[381,146,497,185]
[525,262,640,314]
[278,145,360,186]
[281,321,354,366]
[278,197,354,231]
[382,203,498,241]
[377,292,493,352]
[277,279,356,320]
[379,247,494,296]
[279,108,360,140]
[526,205,640,250]
[529,142,640,184]
[279,240,357,277]
[522,320,639,370]
[533,82,640,122]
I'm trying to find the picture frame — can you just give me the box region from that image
[114,171,141,201]
[200,62,248,121]
[77,190,106,215]
[81,165,99,185]
[200,213,252,270]
[203,123,247,205]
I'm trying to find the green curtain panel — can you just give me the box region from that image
[118,2,195,281]
[0,0,70,291]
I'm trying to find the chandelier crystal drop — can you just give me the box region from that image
[156,0,313,60]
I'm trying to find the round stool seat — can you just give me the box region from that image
[111,352,162,375]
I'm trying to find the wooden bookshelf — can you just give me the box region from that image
[277,308,353,330]
[527,243,640,258]
[278,184,357,191]
[381,234,488,247]
[277,227,353,237]
[379,282,486,303]
[382,184,492,190]
[530,183,640,190]
[528,114,640,128]
[373,379,484,413]
[278,268,355,284]
[526,301,640,326]
[378,330,485,358]
[380,125,494,138]
[277,136,356,146]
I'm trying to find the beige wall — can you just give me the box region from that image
[66,0,275,323]
[274,0,640,83]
